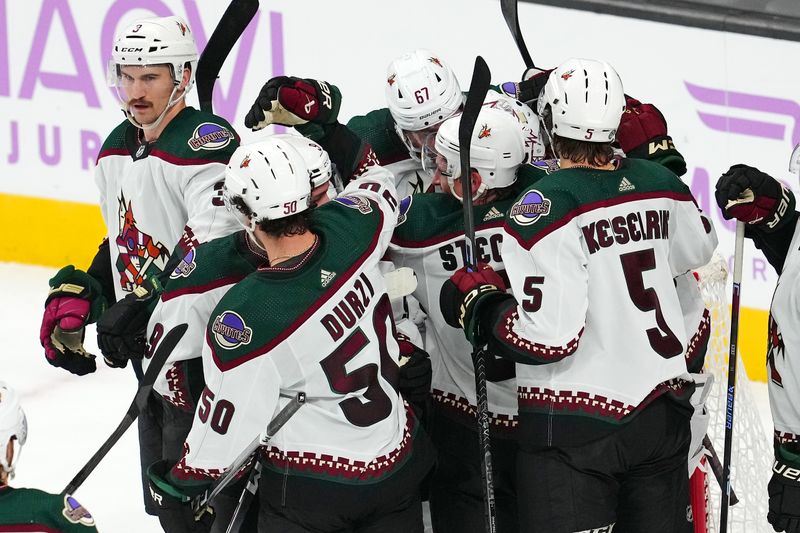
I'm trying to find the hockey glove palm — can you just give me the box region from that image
[617,96,687,176]
[40,266,106,376]
[97,277,163,368]
[715,164,796,232]
[147,460,214,533]
[244,76,341,130]
[499,68,552,106]
[440,263,508,346]
[768,446,800,533]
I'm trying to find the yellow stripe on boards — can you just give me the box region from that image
[0,193,774,382]
[0,193,105,269]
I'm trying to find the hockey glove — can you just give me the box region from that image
[616,96,687,176]
[439,263,508,346]
[715,164,796,232]
[396,333,432,404]
[768,446,800,533]
[244,76,341,130]
[499,68,552,107]
[39,266,106,376]
[96,277,163,369]
[147,460,215,533]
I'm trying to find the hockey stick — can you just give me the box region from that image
[500,0,535,70]
[62,323,188,495]
[719,220,745,533]
[196,0,260,112]
[702,435,739,506]
[193,392,306,520]
[459,56,497,533]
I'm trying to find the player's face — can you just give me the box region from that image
[403,124,441,153]
[119,65,176,125]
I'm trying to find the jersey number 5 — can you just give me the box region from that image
[320,294,400,427]
[620,248,683,358]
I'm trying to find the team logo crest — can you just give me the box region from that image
[212,311,253,349]
[387,73,396,86]
[396,195,413,226]
[240,155,251,168]
[188,123,233,151]
[334,195,373,214]
[561,69,575,81]
[768,315,786,387]
[170,248,197,279]
[428,57,443,67]
[63,495,95,526]
[478,124,492,139]
[116,194,170,292]
[509,189,551,226]
[176,21,188,36]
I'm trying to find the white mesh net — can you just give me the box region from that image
[696,253,772,533]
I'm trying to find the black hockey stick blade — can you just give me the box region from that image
[459,55,492,271]
[500,0,535,70]
[196,0,260,112]
[62,323,188,495]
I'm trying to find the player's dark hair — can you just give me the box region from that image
[230,196,313,237]
[552,134,613,167]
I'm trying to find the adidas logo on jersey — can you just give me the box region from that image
[321,269,337,287]
[483,207,504,221]
[618,177,635,192]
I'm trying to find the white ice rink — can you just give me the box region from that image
[0,261,776,532]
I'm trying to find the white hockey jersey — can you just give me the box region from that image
[486,159,717,439]
[167,166,424,492]
[95,107,240,302]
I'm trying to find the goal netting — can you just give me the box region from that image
[694,253,772,533]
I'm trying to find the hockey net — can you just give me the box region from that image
[694,254,772,533]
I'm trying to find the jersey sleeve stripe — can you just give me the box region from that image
[504,190,697,251]
[391,220,505,248]
[161,274,248,302]
[492,305,583,364]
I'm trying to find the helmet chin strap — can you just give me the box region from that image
[124,84,189,133]
[449,176,487,203]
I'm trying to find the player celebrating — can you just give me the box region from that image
[244,49,463,196]
[147,137,435,532]
[388,94,544,532]
[0,382,98,531]
[39,15,240,379]
[441,58,718,532]
[714,163,800,532]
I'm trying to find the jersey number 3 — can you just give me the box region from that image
[620,248,683,359]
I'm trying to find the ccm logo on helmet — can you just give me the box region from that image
[119,47,144,52]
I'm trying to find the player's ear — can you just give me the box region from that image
[178,64,191,92]
[470,169,483,196]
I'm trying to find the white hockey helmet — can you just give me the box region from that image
[537,58,625,143]
[275,135,333,188]
[223,137,313,232]
[430,93,543,200]
[385,50,464,153]
[0,383,27,480]
[108,16,199,90]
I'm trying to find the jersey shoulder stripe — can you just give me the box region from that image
[504,158,694,249]
[161,232,261,302]
[207,205,384,370]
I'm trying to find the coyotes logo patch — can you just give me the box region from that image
[62,495,96,526]
[116,194,170,292]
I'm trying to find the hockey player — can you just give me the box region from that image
[244,49,463,196]
[441,58,718,532]
[146,137,435,532]
[39,15,240,379]
[389,95,544,532]
[714,163,800,532]
[0,382,98,531]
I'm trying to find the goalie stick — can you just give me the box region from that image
[196,0,260,113]
[719,221,745,533]
[459,55,497,533]
[62,323,188,495]
[500,0,535,70]
[193,392,306,521]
